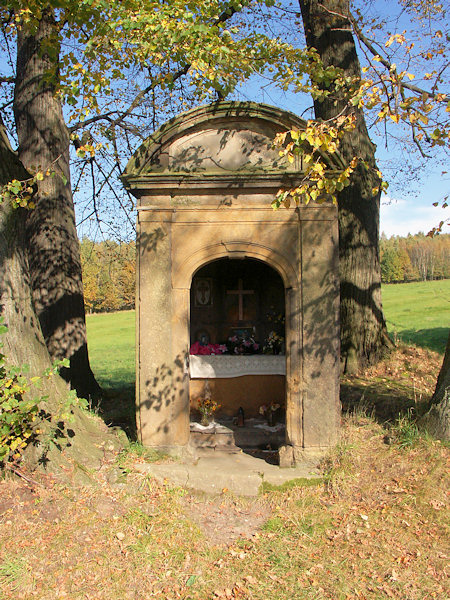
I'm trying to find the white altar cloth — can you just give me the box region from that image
[189,354,285,379]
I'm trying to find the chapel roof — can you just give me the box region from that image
[121,101,345,188]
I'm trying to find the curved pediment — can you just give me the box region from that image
[122,102,343,183]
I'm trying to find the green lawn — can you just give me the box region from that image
[86,280,449,393]
[382,279,449,353]
[86,309,135,392]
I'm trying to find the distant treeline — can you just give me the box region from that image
[80,238,135,313]
[80,233,450,312]
[380,232,449,283]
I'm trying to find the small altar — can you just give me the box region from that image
[189,355,286,418]
[189,355,286,379]
[189,418,286,464]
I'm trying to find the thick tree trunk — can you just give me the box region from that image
[13,9,101,398]
[1,118,122,473]
[420,333,450,440]
[299,0,391,373]
[0,118,56,375]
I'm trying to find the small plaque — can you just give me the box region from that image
[194,278,213,307]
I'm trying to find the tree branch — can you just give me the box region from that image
[69,111,118,133]
[348,13,444,101]
[317,3,446,101]
[69,2,240,134]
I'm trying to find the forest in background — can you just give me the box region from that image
[80,237,135,313]
[380,232,450,284]
[80,232,450,313]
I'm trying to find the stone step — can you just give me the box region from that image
[190,422,240,453]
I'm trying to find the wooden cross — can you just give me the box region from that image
[227,278,254,321]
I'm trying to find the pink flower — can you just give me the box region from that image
[189,341,202,355]
[208,344,222,355]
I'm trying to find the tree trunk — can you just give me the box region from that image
[299,0,391,373]
[0,117,57,376]
[13,9,101,398]
[420,332,450,440]
[1,118,123,473]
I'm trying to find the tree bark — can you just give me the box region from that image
[1,119,122,472]
[299,0,391,373]
[0,117,75,468]
[0,116,56,375]
[420,332,450,440]
[13,9,101,398]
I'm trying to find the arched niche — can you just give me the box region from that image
[189,257,286,423]
[190,257,285,348]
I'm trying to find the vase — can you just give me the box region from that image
[200,415,211,427]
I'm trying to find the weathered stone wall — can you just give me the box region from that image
[124,102,341,460]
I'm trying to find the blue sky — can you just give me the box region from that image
[380,196,449,237]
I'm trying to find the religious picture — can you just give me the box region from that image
[194,278,213,307]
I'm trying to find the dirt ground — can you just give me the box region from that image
[0,344,448,600]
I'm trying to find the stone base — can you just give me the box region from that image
[279,444,329,468]
[220,417,286,450]
[189,422,241,455]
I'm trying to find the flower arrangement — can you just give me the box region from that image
[263,307,285,354]
[259,403,280,416]
[226,333,260,355]
[259,402,281,426]
[263,331,284,355]
[189,333,260,356]
[189,341,227,356]
[198,383,220,426]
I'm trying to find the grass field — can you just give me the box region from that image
[86,309,135,392]
[86,280,449,394]
[382,280,449,353]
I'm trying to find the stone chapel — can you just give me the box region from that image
[121,101,341,466]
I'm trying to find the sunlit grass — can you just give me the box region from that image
[86,310,135,391]
[2,415,447,599]
[382,279,449,353]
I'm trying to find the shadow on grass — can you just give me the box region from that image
[90,383,137,441]
[341,378,429,424]
[388,327,448,354]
